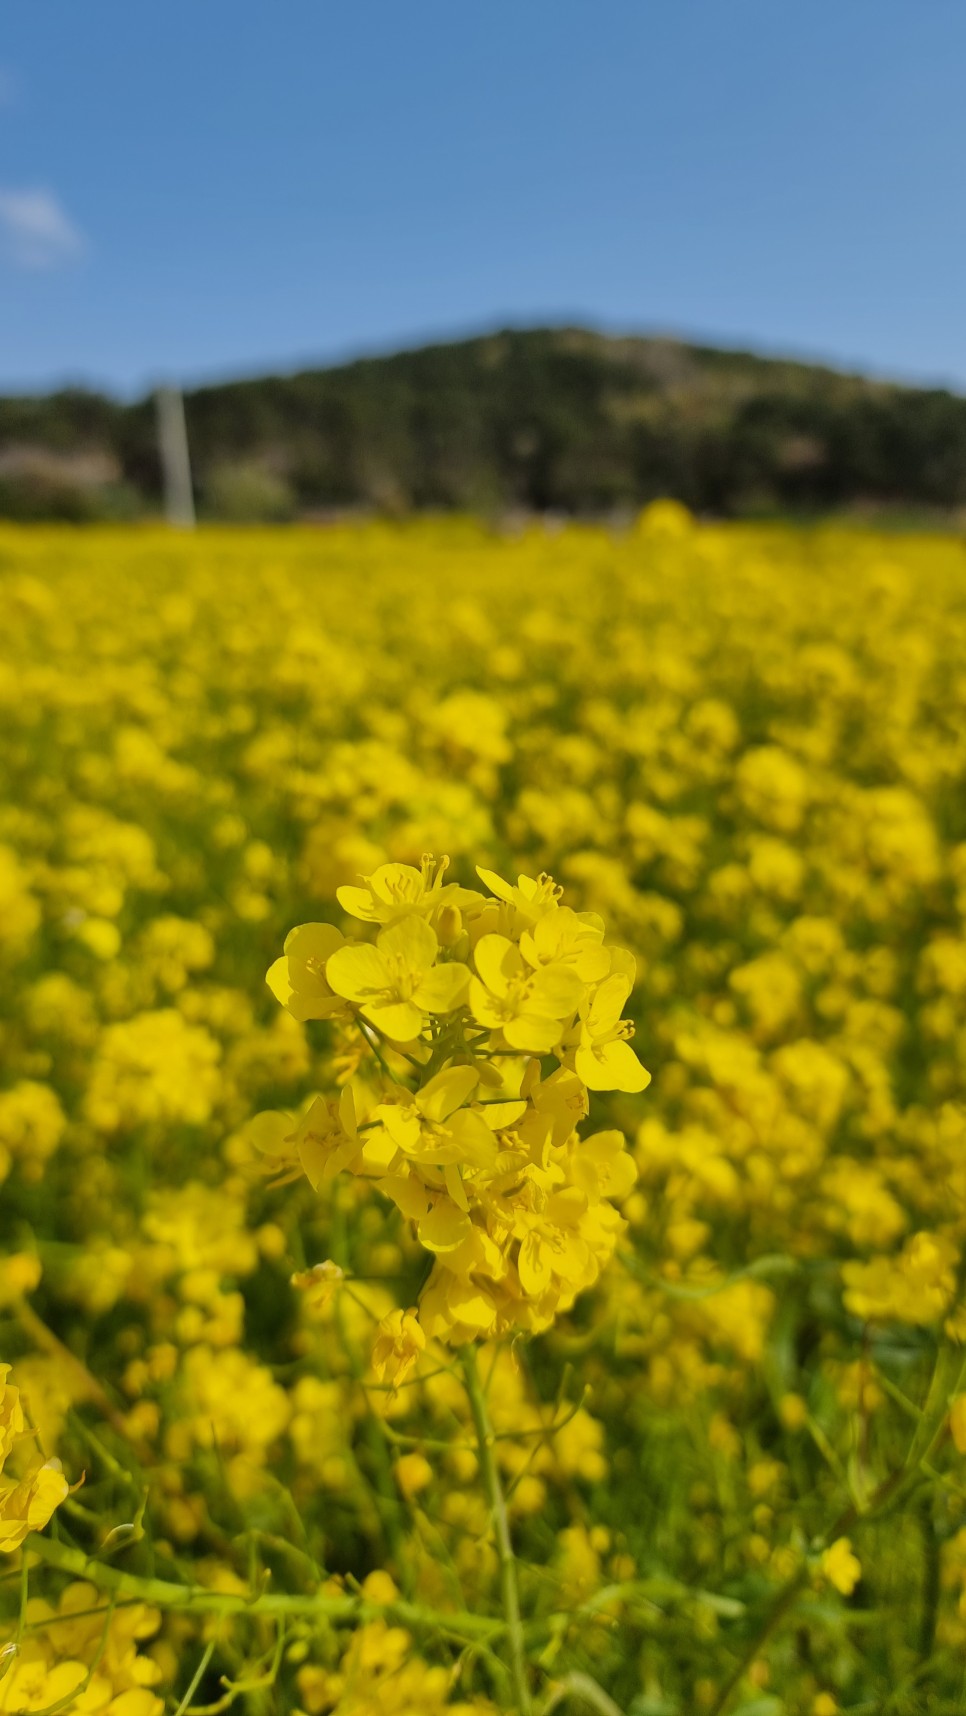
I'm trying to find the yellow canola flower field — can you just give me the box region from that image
[2,511,966,1712]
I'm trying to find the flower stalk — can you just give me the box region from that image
[24,1531,505,1643]
[460,1343,532,1715]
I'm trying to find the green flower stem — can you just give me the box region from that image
[708,1564,810,1716]
[331,1194,413,1595]
[829,1342,966,1537]
[15,1298,144,1456]
[460,1344,532,1716]
[710,1341,966,1716]
[542,1670,625,1716]
[917,1497,941,1664]
[24,1531,504,1644]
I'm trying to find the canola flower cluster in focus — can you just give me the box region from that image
[255,857,644,1353]
[2,513,966,1712]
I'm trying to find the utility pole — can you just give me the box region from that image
[156,386,196,527]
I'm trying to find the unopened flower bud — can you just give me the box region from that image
[436,904,463,947]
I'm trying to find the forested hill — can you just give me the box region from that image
[4,326,966,521]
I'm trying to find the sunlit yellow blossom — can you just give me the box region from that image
[843,1232,957,1325]
[570,973,651,1093]
[475,865,564,928]
[822,1537,862,1596]
[371,1308,426,1390]
[258,857,644,1350]
[327,916,470,1041]
[0,1456,69,1550]
[518,904,611,983]
[288,1085,366,1188]
[266,920,347,1020]
[292,1259,347,1311]
[469,933,584,1052]
[377,1066,497,1192]
[0,1252,43,1307]
[0,1367,24,1462]
[0,1581,163,1715]
[338,855,468,925]
[297,1616,497,1716]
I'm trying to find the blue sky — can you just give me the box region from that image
[3,0,966,396]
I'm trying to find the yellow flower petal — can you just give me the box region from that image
[473,933,515,995]
[504,1013,564,1053]
[475,866,514,903]
[419,1199,473,1252]
[378,914,438,971]
[479,1099,528,1130]
[382,1175,431,1221]
[326,942,389,1002]
[417,1064,479,1123]
[585,974,633,1033]
[363,1001,424,1042]
[528,963,585,1018]
[413,961,471,1014]
[576,1038,651,1094]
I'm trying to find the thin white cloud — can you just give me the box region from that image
[0,187,85,269]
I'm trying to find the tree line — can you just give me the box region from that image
[3,326,966,521]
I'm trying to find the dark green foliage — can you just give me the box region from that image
[4,327,966,520]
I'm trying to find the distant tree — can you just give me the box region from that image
[3,328,966,521]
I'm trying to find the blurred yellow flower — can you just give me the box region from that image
[822,1537,862,1596]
